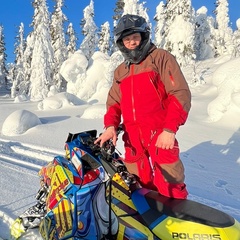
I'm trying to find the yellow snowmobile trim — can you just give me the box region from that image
[152,215,240,240]
[111,173,155,239]
[10,218,25,239]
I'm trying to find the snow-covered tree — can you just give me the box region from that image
[122,0,150,25]
[122,0,138,15]
[7,63,15,90]
[138,1,150,23]
[66,23,77,57]
[113,0,125,48]
[80,0,98,60]
[154,1,166,48]
[0,25,8,87]
[98,21,111,54]
[164,0,195,66]
[29,0,55,100]
[164,0,180,28]
[60,50,88,96]
[206,15,218,57]
[11,23,27,98]
[20,33,35,96]
[105,51,124,86]
[113,0,124,21]
[207,57,240,122]
[51,0,68,91]
[232,19,240,57]
[194,7,214,60]
[112,1,125,53]
[214,0,234,56]
[14,23,26,67]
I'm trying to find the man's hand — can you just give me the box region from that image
[155,130,175,149]
[94,126,117,147]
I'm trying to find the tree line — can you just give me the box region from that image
[0,0,239,100]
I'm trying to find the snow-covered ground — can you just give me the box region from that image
[0,54,240,239]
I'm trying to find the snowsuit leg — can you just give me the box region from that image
[124,146,157,191]
[152,160,188,199]
[123,129,188,199]
[148,131,188,199]
[123,130,157,191]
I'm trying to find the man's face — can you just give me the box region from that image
[122,33,141,50]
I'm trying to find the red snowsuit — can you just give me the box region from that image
[104,45,191,199]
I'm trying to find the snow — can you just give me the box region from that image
[2,110,42,136]
[237,18,240,29]
[37,92,86,110]
[207,57,240,122]
[1,55,240,239]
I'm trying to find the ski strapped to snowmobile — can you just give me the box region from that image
[10,125,240,239]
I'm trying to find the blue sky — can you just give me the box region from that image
[0,0,239,63]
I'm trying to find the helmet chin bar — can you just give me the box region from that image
[118,37,151,64]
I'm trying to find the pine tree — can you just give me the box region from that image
[51,0,68,91]
[214,0,234,56]
[28,0,54,100]
[66,23,77,57]
[164,0,179,52]
[232,19,240,57]
[14,23,26,67]
[0,25,8,87]
[122,0,138,15]
[164,0,195,66]
[11,23,27,98]
[80,0,98,60]
[194,7,214,60]
[138,1,151,30]
[98,21,111,54]
[21,33,34,96]
[113,0,124,21]
[112,1,125,53]
[113,0,125,48]
[154,1,166,48]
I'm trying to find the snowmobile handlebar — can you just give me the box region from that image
[75,124,123,162]
[98,124,123,158]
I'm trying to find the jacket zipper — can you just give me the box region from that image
[130,64,136,122]
[168,68,175,86]
[148,73,164,109]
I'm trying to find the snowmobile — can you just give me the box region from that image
[11,126,240,239]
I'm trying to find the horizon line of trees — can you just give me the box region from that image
[0,0,239,100]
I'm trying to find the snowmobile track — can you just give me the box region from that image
[0,138,63,170]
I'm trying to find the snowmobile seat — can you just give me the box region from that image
[131,188,235,228]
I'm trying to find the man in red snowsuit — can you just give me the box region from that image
[95,14,191,199]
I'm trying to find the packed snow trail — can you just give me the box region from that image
[0,139,62,239]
